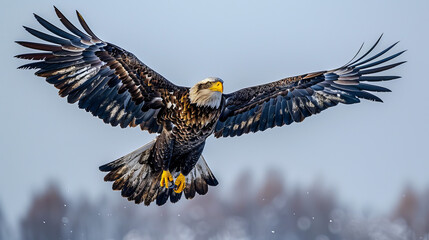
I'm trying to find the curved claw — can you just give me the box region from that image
[160,170,173,189]
[174,173,186,193]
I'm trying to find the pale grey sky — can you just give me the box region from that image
[1,0,428,228]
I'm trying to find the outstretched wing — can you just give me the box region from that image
[215,36,405,138]
[16,7,185,133]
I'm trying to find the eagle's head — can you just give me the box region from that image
[189,77,224,108]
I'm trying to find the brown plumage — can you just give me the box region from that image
[16,7,405,206]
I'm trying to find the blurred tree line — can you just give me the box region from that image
[1,170,428,240]
[0,204,11,240]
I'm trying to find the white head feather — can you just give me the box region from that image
[189,77,223,108]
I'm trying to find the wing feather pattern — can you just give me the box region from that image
[215,36,405,138]
[16,7,185,132]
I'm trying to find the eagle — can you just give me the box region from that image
[16,7,405,206]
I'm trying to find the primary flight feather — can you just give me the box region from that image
[16,7,405,206]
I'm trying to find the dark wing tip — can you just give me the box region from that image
[99,163,112,172]
[14,53,52,60]
[54,6,64,18]
[22,26,37,34]
[33,13,45,23]
[391,61,407,68]
[206,177,219,186]
[76,10,101,42]
[344,41,364,66]
[348,34,384,66]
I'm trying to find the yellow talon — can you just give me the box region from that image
[160,170,173,188]
[174,173,186,193]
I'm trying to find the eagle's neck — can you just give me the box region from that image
[189,87,222,108]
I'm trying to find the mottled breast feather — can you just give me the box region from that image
[162,91,224,146]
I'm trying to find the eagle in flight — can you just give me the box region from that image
[16,7,405,206]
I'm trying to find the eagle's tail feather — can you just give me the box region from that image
[99,140,218,206]
[99,139,161,205]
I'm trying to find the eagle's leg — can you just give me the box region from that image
[174,173,186,193]
[174,142,206,193]
[154,132,175,189]
[160,170,173,188]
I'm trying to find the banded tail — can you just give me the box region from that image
[99,140,218,206]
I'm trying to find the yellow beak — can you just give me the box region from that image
[209,81,223,93]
